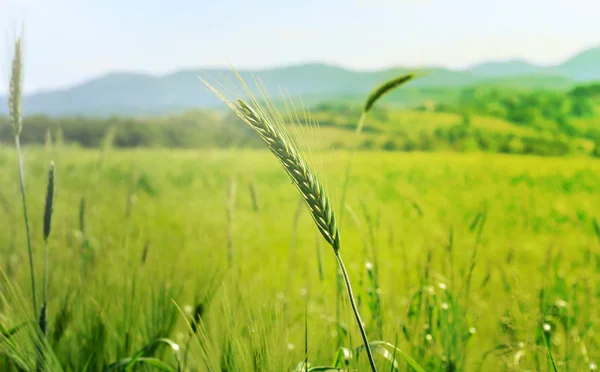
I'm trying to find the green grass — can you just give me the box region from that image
[1,146,599,371]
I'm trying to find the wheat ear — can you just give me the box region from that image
[201,73,378,371]
[235,99,340,249]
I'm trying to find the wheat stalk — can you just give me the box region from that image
[201,72,378,371]
[8,35,38,318]
[40,161,55,337]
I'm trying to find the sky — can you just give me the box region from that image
[0,0,599,94]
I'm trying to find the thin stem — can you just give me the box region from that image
[39,239,49,370]
[304,293,308,370]
[335,266,342,348]
[338,112,366,227]
[42,239,48,332]
[335,251,377,372]
[15,136,37,317]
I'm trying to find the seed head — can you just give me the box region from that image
[8,38,24,136]
[43,161,55,241]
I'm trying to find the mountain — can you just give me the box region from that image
[1,46,598,117]
[556,46,600,81]
[468,59,549,77]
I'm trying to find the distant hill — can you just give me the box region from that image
[1,46,599,117]
[556,46,600,81]
[468,59,547,77]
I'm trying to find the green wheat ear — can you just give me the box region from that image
[201,72,340,251]
[201,71,379,371]
[235,98,340,251]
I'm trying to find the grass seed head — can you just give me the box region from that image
[43,162,55,241]
[8,37,24,137]
[363,73,415,113]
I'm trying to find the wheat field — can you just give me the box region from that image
[1,145,599,371]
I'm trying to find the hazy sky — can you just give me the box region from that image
[1,0,599,94]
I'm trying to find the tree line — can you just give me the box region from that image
[1,82,598,157]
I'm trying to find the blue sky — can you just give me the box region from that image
[1,0,599,94]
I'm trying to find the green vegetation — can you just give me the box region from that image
[3,80,599,159]
[2,37,600,372]
[2,148,600,371]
